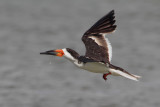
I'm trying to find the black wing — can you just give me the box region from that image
[82,10,116,64]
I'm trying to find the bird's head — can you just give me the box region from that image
[40,48,79,60]
[40,49,64,57]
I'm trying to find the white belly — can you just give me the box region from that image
[82,62,109,73]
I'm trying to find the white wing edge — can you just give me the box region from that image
[103,34,112,62]
[109,68,141,81]
[88,34,112,62]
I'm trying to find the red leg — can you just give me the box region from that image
[103,72,111,81]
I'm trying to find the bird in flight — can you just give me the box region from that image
[40,10,141,81]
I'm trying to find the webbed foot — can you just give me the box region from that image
[103,72,111,81]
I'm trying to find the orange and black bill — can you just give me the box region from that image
[40,50,57,55]
[40,49,64,57]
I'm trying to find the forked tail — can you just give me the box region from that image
[109,64,141,81]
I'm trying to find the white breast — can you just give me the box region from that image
[82,62,109,73]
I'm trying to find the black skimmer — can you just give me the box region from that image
[40,10,141,81]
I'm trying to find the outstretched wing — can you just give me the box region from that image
[82,10,116,64]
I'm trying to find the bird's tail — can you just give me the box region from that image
[109,64,141,81]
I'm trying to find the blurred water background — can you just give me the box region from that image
[0,0,160,107]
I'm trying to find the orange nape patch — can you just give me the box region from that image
[54,49,64,57]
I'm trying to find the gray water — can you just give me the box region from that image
[0,0,160,107]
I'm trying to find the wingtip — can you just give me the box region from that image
[109,10,115,15]
[109,65,141,82]
[84,9,116,35]
[132,74,141,79]
[127,76,140,81]
[111,10,115,13]
[130,75,141,81]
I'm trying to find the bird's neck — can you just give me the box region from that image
[65,56,84,68]
[62,48,84,67]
